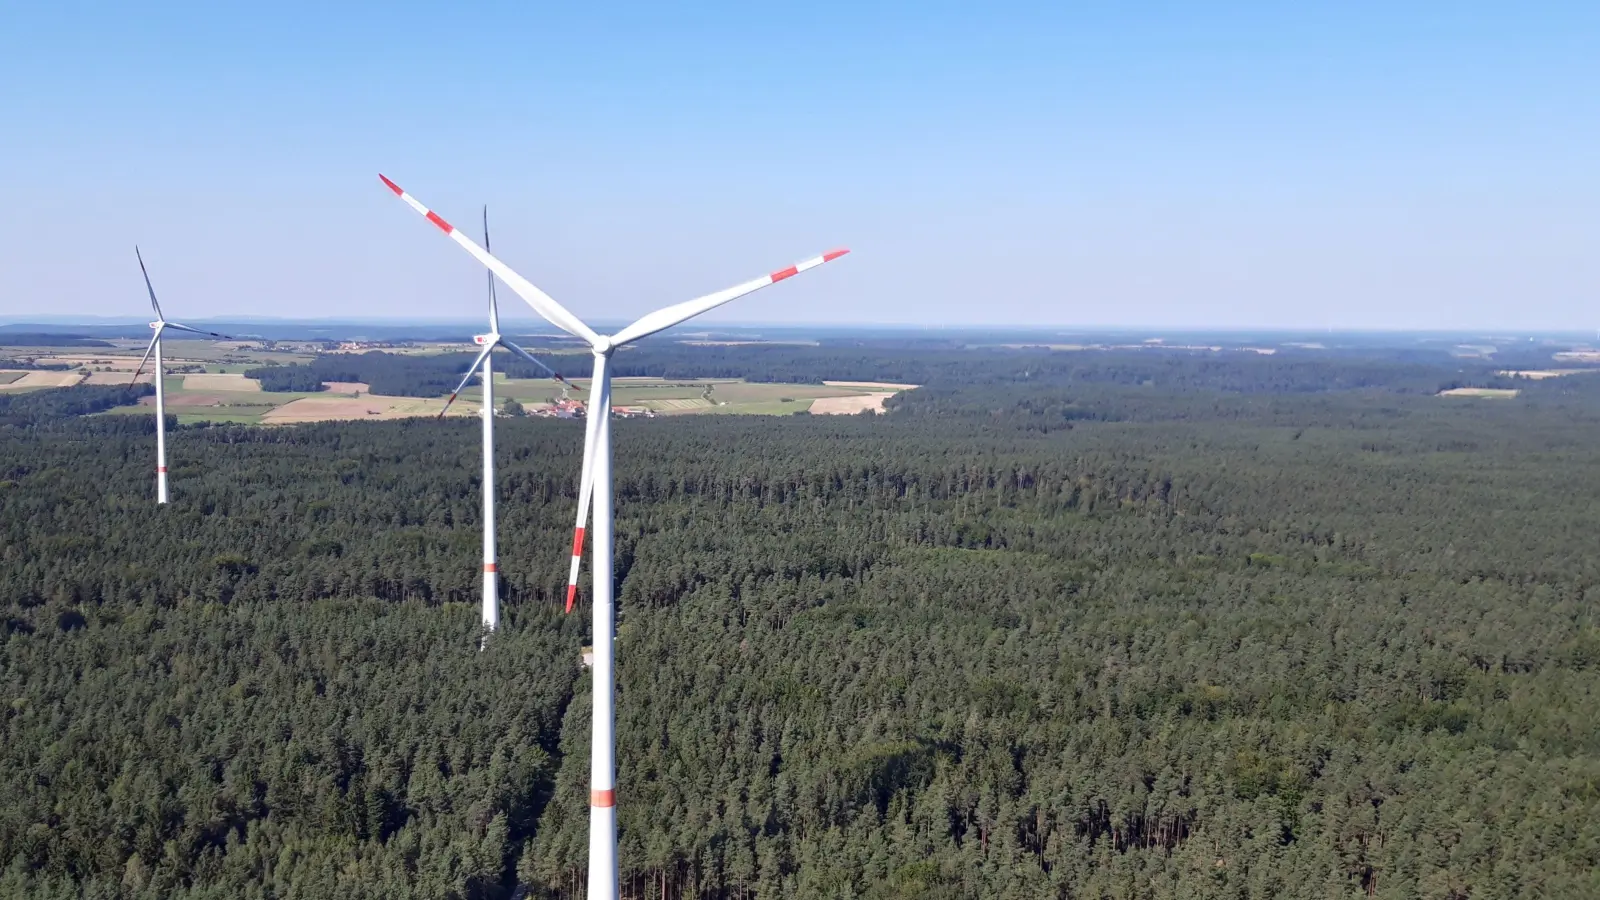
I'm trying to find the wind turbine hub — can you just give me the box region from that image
[593,336,614,356]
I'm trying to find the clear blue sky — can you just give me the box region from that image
[1,1,1595,329]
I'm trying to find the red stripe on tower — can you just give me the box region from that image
[425,211,453,234]
[483,563,498,573]
[590,789,615,808]
[770,265,799,283]
[157,467,167,473]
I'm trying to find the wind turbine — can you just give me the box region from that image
[435,206,573,640]
[380,174,848,900]
[129,248,232,505]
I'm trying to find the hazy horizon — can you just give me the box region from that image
[4,313,1597,342]
[3,2,1596,330]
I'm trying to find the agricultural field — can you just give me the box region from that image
[261,394,479,423]
[1438,387,1520,399]
[82,372,152,385]
[479,375,914,415]
[808,392,898,414]
[0,370,85,391]
[103,389,300,425]
[181,373,262,392]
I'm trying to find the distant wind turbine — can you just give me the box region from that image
[129,248,233,505]
[436,206,572,640]
[380,174,848,900]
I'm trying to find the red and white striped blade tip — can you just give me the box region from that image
[378,174,454,233]
[771,249,850,283]
[437,393,458,418]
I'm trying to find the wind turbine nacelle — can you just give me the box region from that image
[474,334,495,345]
[149,322,163,330]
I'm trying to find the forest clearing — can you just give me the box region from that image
[808,391,898,414]
[821,380,922,390]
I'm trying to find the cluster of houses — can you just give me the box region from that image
[525,399,654,420]
[528,398,584,419]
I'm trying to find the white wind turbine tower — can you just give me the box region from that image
[380,174,848,900]
[435,206,574,640]
[129,248,233,505]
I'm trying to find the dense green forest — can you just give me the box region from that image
[0,385,151,427]
[3,354,1600,898]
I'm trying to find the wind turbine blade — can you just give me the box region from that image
[500,339,566,383]
[484,205,500,335]
[164,322,236,340]
[129,329,162,385]
[439,343,496,419]
[609,249,850,346]
[135,246,164,320]
[566,363,602,613]
[379,175,601,347]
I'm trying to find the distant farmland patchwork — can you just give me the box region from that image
[119,376,908,422]
[454,376,912,418]
[8,349,915,422]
